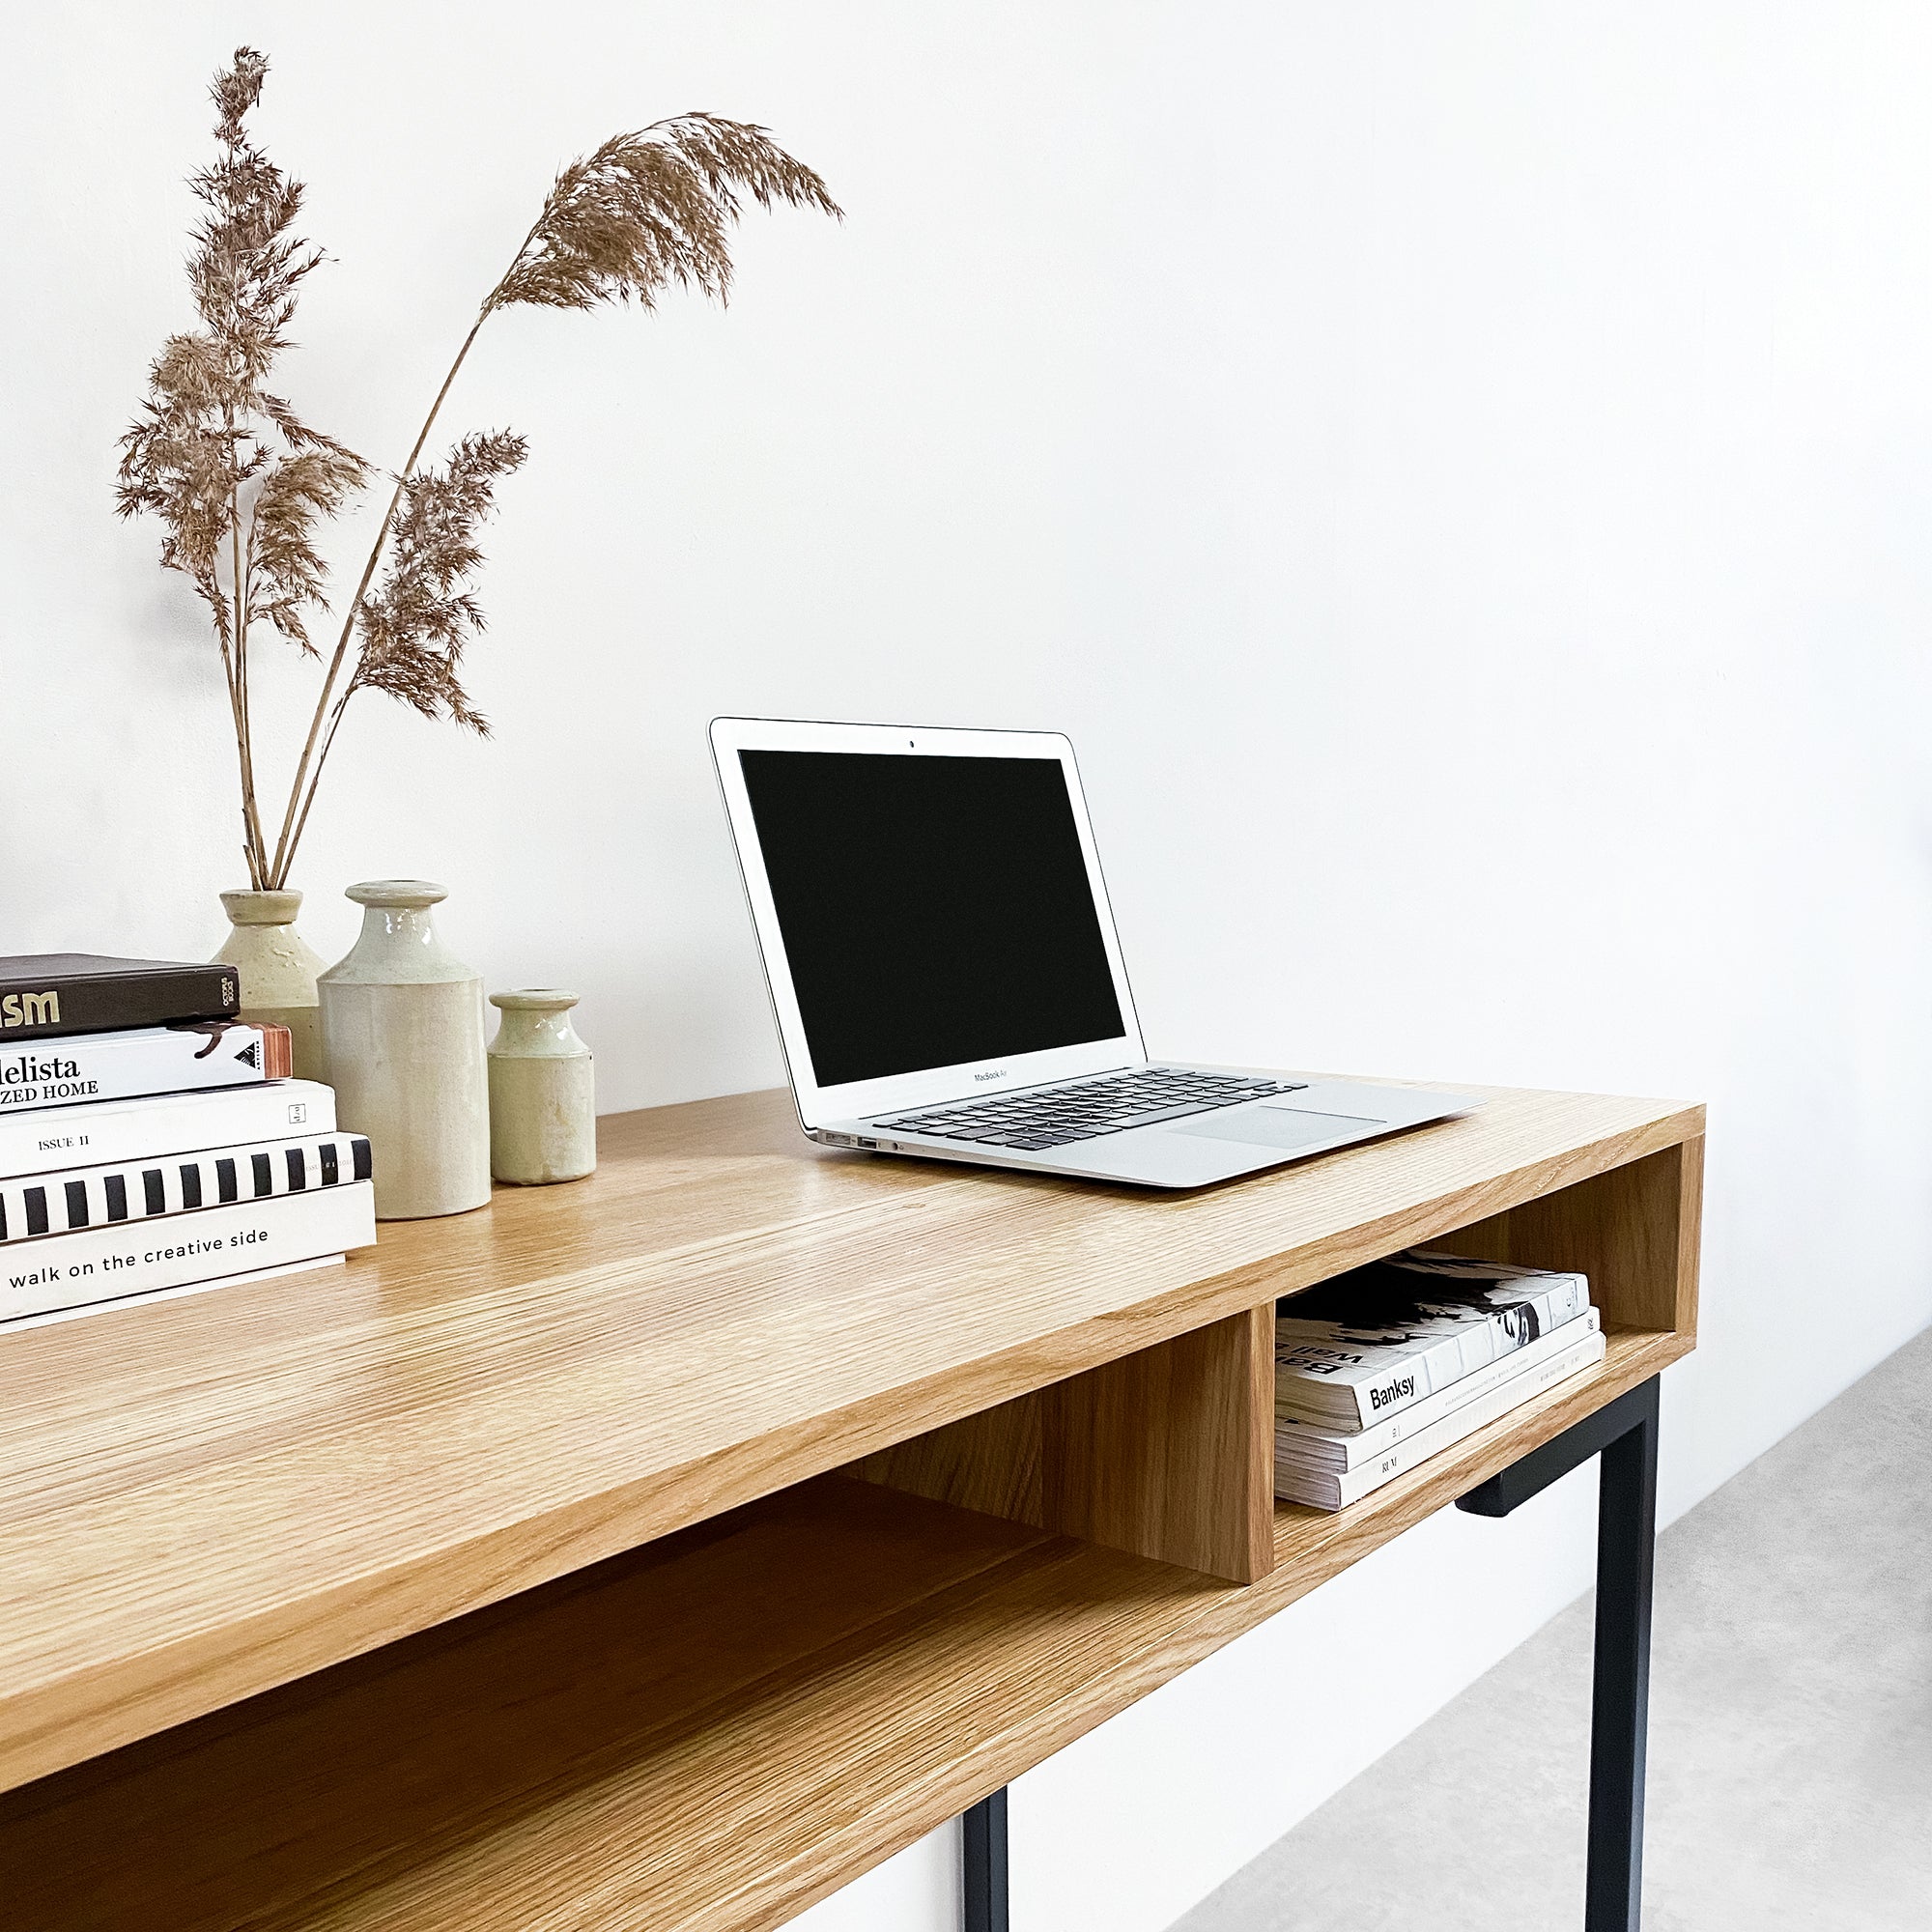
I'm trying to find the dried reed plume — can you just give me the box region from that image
[119,48,839,890]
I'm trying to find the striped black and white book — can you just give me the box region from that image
[1277,1250,1592,1431]
[0,1182,376,1325]
[0,1133,371,1245]
[0,1080,336,1179]
[0,1021,292,1115]
[1274,1306,1603,1473]
[1276,1324,1607,1511]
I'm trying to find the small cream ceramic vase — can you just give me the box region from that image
[319,880,491,1220]
[487,990,595,1185]
[214,889,327,1080]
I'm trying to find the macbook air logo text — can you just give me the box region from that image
[974,1067,1008,1083]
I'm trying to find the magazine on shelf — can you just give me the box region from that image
[1276,1250,1592,1431]
[1274,1307,1603,1472]
[1276,1326,1607,1511]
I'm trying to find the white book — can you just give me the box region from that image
[0,1182,376,1324]
[2,1254,347,1332]
[1274,1307,1603,1472]
[0,1021,292,1116]
[1275,1328,1608,1511]
[0,1080,335,1179]
[1276,1250,1592,1430]
[0,1132,371,1245]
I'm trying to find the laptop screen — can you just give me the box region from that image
[737,749,1126,1089]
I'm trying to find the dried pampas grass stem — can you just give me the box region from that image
[118,48,839,891]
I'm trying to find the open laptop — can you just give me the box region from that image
[711,718,1479,1188]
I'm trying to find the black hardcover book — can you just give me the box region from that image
[0,954,240,1042]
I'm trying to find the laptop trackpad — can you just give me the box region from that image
[1173,1104,1385,1151]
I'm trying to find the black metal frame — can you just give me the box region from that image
[1460,1373,1660,1932]
[961,1785,1009,1932]
[958,1375,1662,1932]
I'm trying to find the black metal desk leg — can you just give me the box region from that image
[962,1786,1009,1932]
[1458,1375,1662,1932]
[959,1388,1662,1932]
[1586,1381,1659,1932]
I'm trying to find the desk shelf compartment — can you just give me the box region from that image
[848,1132,1705,1586]
[0,1329,1686,1932]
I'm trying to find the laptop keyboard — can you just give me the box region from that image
[877,1067,1308,1151]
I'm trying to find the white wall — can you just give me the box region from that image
[6,5,1932,1927]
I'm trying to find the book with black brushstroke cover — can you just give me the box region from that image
[0,954,239,1041]
[1275,1249,1592,1430]
[1275,1306,1605,1472]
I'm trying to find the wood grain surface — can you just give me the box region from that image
[1045,1302,1276,1581]
[1461,1136,1705,1334]
[853,1303,1276,1582]
[0,1079,1702,1793]
[0,1329,1689,1932]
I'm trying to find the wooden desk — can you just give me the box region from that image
[0,1080,1702,1930]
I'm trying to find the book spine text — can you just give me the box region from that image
[1276,1330,1608,1510]
[0,1022,291,1115]
[0,965,239,1041]
[0,1182,376,1323]
[1276,1308,1604,1467]
[0,1080,337,1179]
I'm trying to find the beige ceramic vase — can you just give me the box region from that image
[319,880,491,1220]
[487,990,596,1185]
[214,889,328,1080]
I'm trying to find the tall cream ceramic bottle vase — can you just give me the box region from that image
[319,880,491,1220]
[214,890,327,1080]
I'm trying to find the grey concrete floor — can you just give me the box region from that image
[1173,1328,1932,1932]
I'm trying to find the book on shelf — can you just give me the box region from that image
[0,1079,336,1179]
[0,1132,372,1244]
[0,953,238,1041]
[1274,1306,1603,1473]
[0,1181,376,1325]
[1276,1250,1592,1431]
[1276,1324,1608,1511]
[0,1020,292,1115]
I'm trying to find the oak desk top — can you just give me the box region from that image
[0,1079,1702,1794]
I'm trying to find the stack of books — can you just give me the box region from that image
[0,953,376,1327]
[1274,1249,1605,1511]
